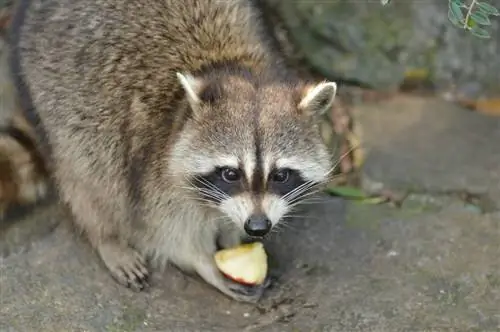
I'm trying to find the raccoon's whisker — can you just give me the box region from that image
[283,214,322,222]
[270,223,286,235]
[176,187,222,205]
[285,181,321,204]
[288,200,327,207]
[287,195,322,210]
[177,185,228,207]
[188,198,217,208]
[184,188,222,201]
[282,179,317,202]
[287,188,322,206]
[182,176,229,201]
[281,179,313,201]
[177,185,207,193]
[292,178,324,196]
[174,187,222,203]
[294,196,328,204]
[324,142,361,179]
[176,193,218,208]
[284,206,321,220]
[191,177,229,200]
[197,189,227,201]
[275,221,297,232]
[182,182,228,202]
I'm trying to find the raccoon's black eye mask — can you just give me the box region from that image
[191,167,245,202]
[190,165,311,203]
[267,168,308,197]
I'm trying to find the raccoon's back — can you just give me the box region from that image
[13,0,273,108]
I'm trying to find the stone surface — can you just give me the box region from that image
[355,94,500,208]
[263,0,500,95]
[1,194,499,331]
[0,198,60,259]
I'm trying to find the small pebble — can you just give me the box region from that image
[243,312,250,318]
[387,250,399,257]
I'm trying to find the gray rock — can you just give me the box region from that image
[264,0,500,95]
[355,94,500,209]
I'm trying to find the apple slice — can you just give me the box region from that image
[214,242,268,286]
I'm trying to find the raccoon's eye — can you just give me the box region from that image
[271,168,290,183]
[220,167,241,183]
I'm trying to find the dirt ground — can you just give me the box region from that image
[1,95,499,331]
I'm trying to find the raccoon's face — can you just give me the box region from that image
[169,69,336,238]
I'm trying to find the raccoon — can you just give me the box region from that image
[8,0,337,302]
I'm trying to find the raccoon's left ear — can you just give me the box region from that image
[177,72,222,112]
[297,81,337,117]
[177,72,205,109]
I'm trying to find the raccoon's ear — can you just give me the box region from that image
[297,81,337,117]
[177,72,204,108]
[177,72,222,111]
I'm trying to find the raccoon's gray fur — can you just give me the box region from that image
[8,0,337,302]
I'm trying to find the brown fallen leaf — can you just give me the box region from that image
[458,98,500,116]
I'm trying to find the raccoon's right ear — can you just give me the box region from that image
[297,81,337,118]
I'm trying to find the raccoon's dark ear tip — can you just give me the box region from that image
[198,81,223,104]
[297,81,337,117]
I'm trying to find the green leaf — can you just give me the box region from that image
[470,11,491,25]
[469,25,491,38]
[449,1,466,24]
[358,196,387,205]
[466,16,477,28]
[448,8,463,27]
[451,0,466,6]
[325,186,366,199]
[476,1,500,16]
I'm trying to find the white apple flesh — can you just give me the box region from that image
[214,242,268,286]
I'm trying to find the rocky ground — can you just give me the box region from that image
[1,94,499,331]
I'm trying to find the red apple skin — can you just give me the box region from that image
[221,271,261,286]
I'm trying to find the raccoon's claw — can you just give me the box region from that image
[227,275,272,300]
[121,261,150,291]
[195,258,272,303]
[97,242,150,292]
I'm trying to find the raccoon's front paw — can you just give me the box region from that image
[195,258,271,303]
[226,275,273,301]
[97,241,150,292]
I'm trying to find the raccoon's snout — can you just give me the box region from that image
[244,214,272,237]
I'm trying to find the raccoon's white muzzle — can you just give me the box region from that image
[218,193,289,237]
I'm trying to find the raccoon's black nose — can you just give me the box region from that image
[244,214,272,237]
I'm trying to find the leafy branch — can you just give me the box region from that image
[380,0,499,39]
